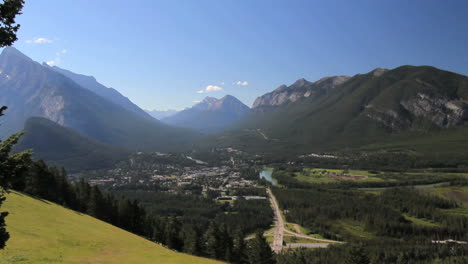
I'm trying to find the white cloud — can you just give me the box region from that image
[234,81,249,86]
[46,58,60,66]
[197,85,223,93]
[26,37,53,44]
[220,82,225,85]
[193,100,201,103]
[45,49,69,66]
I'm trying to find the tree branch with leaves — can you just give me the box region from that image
[0,0,26,249]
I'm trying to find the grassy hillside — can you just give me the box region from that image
[15,117,130,172]
[0,192,221,264]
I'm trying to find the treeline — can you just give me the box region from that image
[379,188,467,235]
[110,188,272,234]
[11,160,151,236]
[272,187,468,241]
[9,159,275,263]
[272,167,468,190]
[228,187,267,196]
[150,218,275,263]
[277,241,468,264]
[272,151,468,173]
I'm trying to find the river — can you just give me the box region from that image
[259,167,277,185]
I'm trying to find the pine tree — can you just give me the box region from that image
[87,185,105,220]
[152,217,165,244]
[117,198,133,230]
[345,245,370,264]
[0,0,27,245]
[0,111,30,249]
[233,228,248,264]
[164,216,182,250]
[181,224,202,255]
[247,230,275,264]
[217,223,233,261]
[75,178,91,212]
[204,222,222,259]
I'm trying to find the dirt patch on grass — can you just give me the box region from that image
[444,191,468,204]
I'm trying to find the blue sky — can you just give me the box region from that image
[10,0,468,110]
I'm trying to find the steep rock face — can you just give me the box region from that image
[0,47,199,150]
[209,95,249,114]
[252,75,350,108]
[0,47,71,136]
[209,65,468,154]
[51,66,153,120]
[192,96,218,111]
[367,94,468,130]
[400,94,467,128]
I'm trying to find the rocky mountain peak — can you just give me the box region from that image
[202,96,218,103]
[162,95,249,134]
[370,67,388,77]
[290,78,308,88]
[273,84,288,93]
[252,75,350,109]
[1,46,32,61]
[209,95,249,112]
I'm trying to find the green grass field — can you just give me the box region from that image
[403,214,440,227]
[0,192,222,264]
[335,220,374,240]
[423,186,468,217]
[294,168,383,184]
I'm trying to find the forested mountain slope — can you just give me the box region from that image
[0,47,200,151]
[202,66,468,156]
[15,117,130,172]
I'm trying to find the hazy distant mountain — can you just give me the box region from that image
[16,117,129,172]
[145,109,179,120]
[0,47,199,151]
[50,65,152,120]
[203,66,468,155]
[162,95,250,134]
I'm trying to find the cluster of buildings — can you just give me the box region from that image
[81,162,259,194]
[298,153,337,159]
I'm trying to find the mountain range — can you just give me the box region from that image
[0,47,200,170]
[162,95,250,134]
[50,65,152,119]
[202,66,468,157]
[2,46,468,168]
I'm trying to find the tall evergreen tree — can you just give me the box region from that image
[232,228,248,264]
[181,224,202,255]
[247,230,275,264]
[0,109,29,249]
[164,216,182,251]
[345,245,370,264]
[219,223,233,262]
[87,185,105,220]
[152,217,165,244]
[204,221,223,259]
